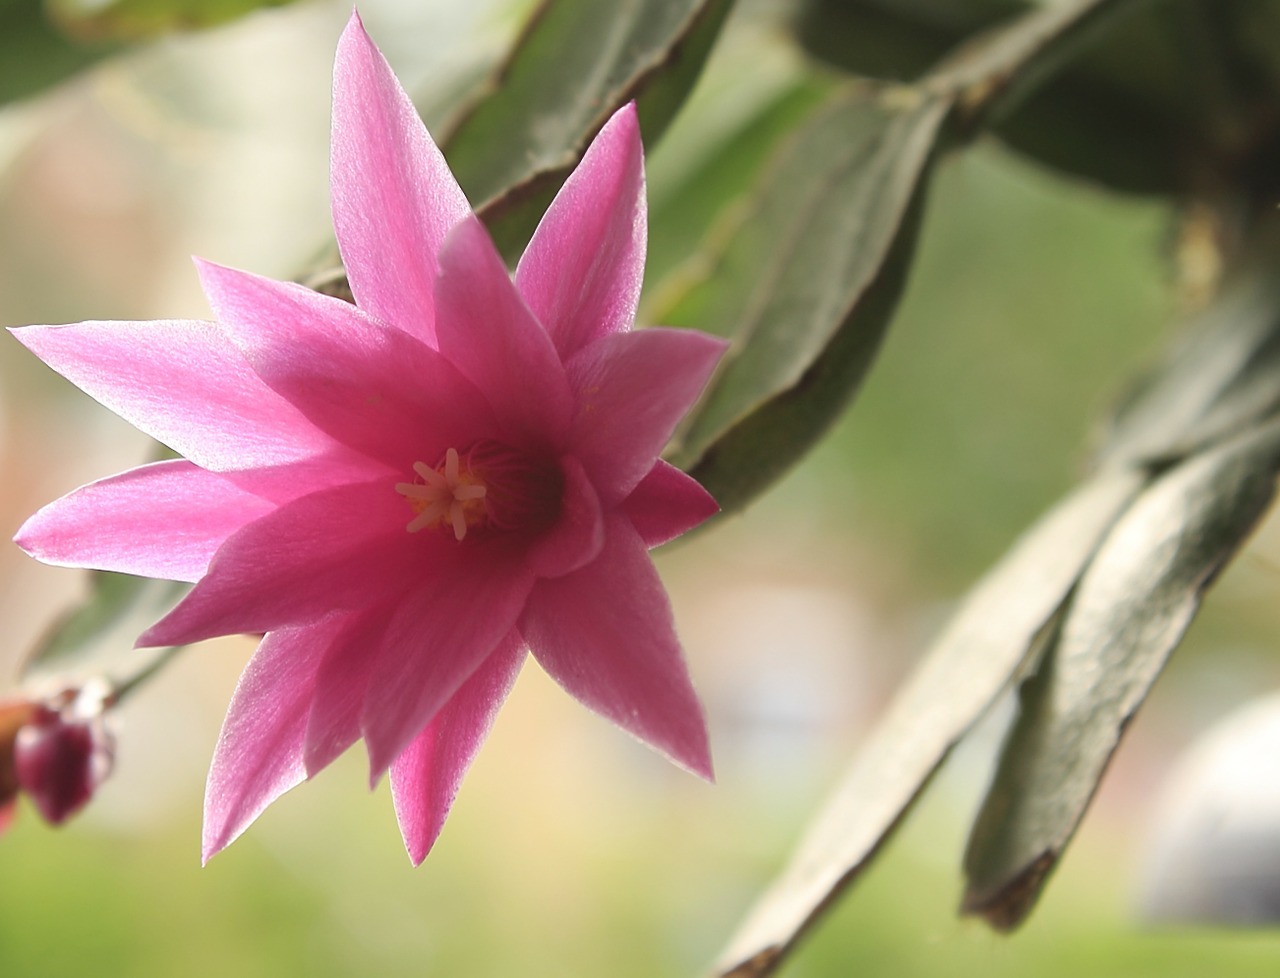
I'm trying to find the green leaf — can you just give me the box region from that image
[926,0,1150,132]
[642,23,836,306]
[990,0,1246,195]
[1228,0,1280,101]
[795,0,1026,83]
[667,0,1153,516]
[0,0,115,106]
[442,0,737,260]
[794,0,1157,133]
[798,0,1254,196]
[664,82,951,514]
[712,469,1144,978]
[45,0,300,41]
[1099,236,1280,468]
[21,571,189,696]
[961,418,1280,930]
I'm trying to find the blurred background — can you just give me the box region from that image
[3,0,1280,975]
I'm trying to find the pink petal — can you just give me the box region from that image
[302,601,392,776]
[522,515,712,779]
[516,102,646,360]
[202,615,346,862]
[390,633,525,865]
[360,536,535,777]
[11,321,339,472]
[198,261,495,470]
[139,479,420,648]
[14,460,274,582]
[434,217,575,454]
[524,455,604,578]
[331,12,471,345]
[566,327,727,504]
[620,460,719,548]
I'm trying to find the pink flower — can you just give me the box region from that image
[12,13,725,864]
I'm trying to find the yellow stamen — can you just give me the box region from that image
[395,447,488,540]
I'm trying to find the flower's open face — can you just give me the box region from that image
[12,11,726,865]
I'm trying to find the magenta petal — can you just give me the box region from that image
[361,537,535,777]
[516,102,646,360]
[14,460,273,582]
[522,515,712,779]
[434,217,574,452]
[139,480,418,648]
[331,12,471,345]
[202,616,344,862]
[567,327,727,504]
[11,321,338,471]
[390,633,525,865]
[525,455,604,578]
[620,460,719,548]
[302,602,391,776]
[198,261,494,469]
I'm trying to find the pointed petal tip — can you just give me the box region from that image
[10,492,74,559]
[134,622,173,650]
[364,743,389,791]
[337,10,378,69]
[133,630,160,651]
[12,514,36,553]
[201,814,237,866]
[664,729,714,784]
[690,750,715,785]
[191,254,221,282]
[342,6,368,39]
[7,322,47,354]
[608,99,640,136]
[403,832,434,867]
[439,213,490,263]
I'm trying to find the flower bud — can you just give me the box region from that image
[12,686,115,826]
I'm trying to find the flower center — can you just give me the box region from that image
[394,442,564,541]
[395,447,488,540]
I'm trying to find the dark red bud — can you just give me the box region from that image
[14,708,113,826]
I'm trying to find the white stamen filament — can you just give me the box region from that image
[395,447,487,540]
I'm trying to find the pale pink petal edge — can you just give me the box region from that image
[389,635,526,865]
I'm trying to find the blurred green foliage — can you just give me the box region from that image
[0,0,116,105]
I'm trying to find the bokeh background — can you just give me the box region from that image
[2,0,1280,975]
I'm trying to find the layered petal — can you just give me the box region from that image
[139,480,420,647]
[516,102,646,360]
[360,535,535,777]
[11,320,339,471]
[620,460,719,548]
[434,217,575,453]
[202,614,346,863]
[566,327,727,504]
[522,515,712,779]
[524,456,604,579]
[15,460,274,582]
[390,633,525,865]
[302,601,393,776]
[198,261,495,470]
[331,12,471,345]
